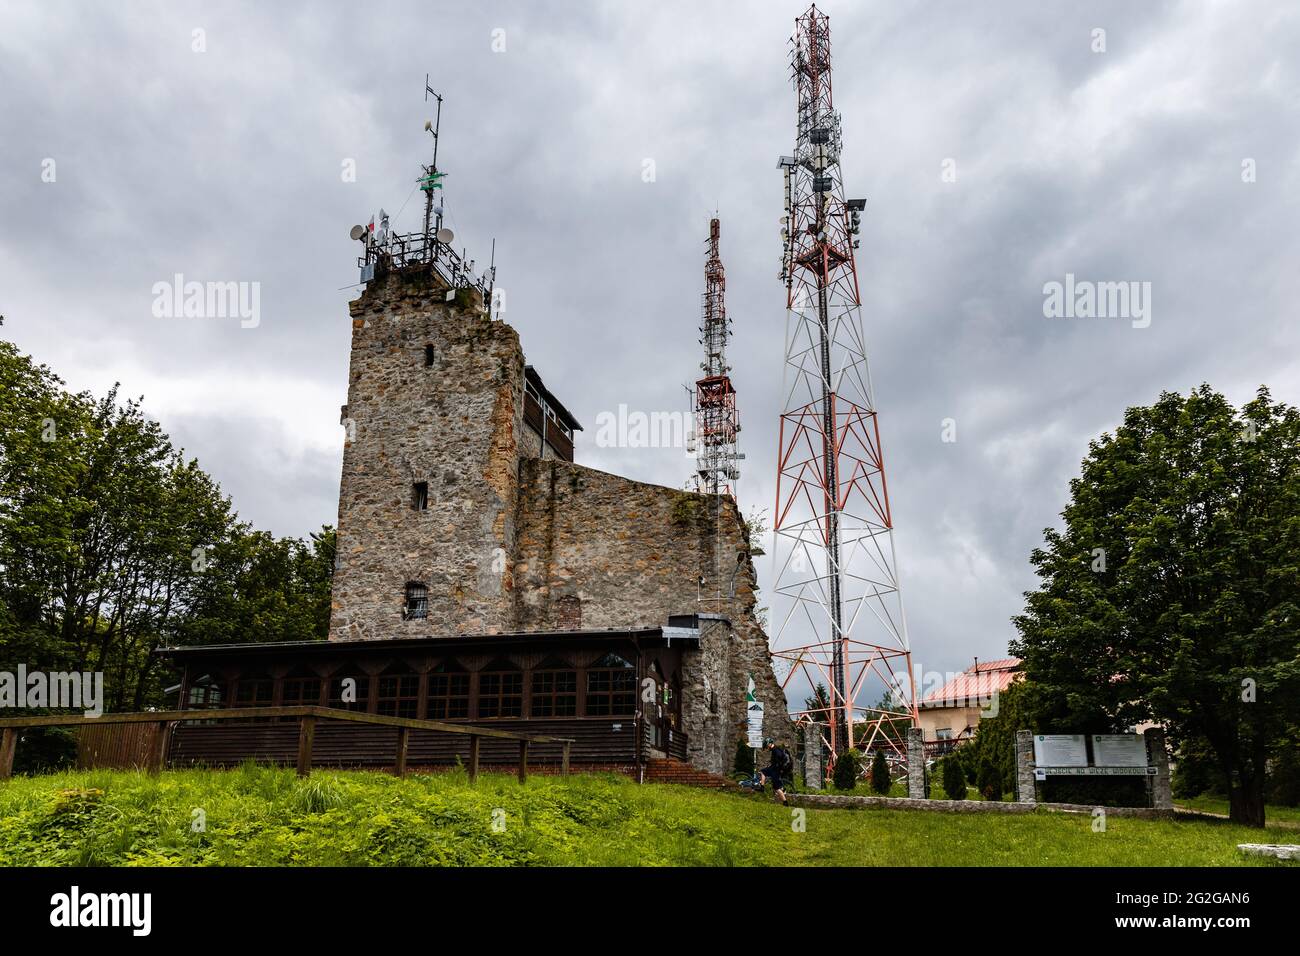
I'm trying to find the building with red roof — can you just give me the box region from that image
[916,657,1021,754]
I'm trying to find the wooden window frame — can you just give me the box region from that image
[585,654,636,717]
[328,674,371,712]
[477,663,523,719]
[376,672,420,719]
[427,663,471,720]
[530,666,578,718]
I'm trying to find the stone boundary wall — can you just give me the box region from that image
[789,793,1185,819]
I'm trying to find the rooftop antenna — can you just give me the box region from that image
[422,76,446,245]
[351,77,494,307]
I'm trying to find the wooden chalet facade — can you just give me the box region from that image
[155,627,695,772]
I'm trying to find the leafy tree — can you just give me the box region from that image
[1010,386,1300,826]
[940,755,967,800]
[832,748,860,791]
[0,342,334,714]
[869,749,891,794]
[1171,735,1223,799]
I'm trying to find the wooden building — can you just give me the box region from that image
[156,625,698,771]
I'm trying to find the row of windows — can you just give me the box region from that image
[190,655,640,720]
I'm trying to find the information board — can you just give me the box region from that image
[746,702,765,749]
[1091,734,1148,767]
[1032,734,1088,767]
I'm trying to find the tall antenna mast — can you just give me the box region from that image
[770,6,917,769]
[422,76,445,244]
[692,218,741,497]
[352,78,494,310]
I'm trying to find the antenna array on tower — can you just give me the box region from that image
[691,218,742,496]
[769,5,917,769]
[348,78,497,312]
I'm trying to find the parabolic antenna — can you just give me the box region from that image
[436,228,454,244]
[349,224,366,241]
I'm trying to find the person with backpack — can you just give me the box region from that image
[758,738,794,805]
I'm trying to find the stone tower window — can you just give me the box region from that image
[403,582,428,620]
[424,344,436,367]
[412,482,429,511]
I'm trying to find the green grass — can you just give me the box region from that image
[1174,794,1300,827]
[0,766,1295,867]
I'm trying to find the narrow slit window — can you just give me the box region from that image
[424,344,436,367]
[412,481,429,511]
[404,582,428,620]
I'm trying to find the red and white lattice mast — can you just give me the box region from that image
[692,218,741,496]
[771,5,917,766]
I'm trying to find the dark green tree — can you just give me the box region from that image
[832,748,860,791]
[940,755,967,800]
[1010,385,1300,827]
[965,679,1029,798]
[975,749,1004,801]
[804,683,830,721]
[869,749,891,794]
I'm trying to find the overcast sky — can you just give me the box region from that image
[3,0,1298,687]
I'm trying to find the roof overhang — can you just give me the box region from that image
[155,627,696,660]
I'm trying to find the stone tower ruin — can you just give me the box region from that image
[327,227,786,774]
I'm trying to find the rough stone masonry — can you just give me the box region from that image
[328,263,787,774]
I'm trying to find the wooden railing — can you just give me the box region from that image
[0,706,574,782]
[523,391,575,462]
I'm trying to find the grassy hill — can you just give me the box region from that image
[0,766,1295,867]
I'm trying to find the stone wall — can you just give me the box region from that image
[512,459,788,774]
[329,268,525,640]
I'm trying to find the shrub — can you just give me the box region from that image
[869,750,891,795]
[832,749,861,791]
[975,750,1004,801]
[941,756,968,800]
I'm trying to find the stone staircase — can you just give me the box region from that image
[644,758,740,791]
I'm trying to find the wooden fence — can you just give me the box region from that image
[0,706,574,782]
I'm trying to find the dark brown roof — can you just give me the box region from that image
[155,627,677,659]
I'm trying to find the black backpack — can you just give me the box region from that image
[775,746,794,776]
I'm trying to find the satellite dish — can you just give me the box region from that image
[436,228,454,244]
[424,120,434,131]
[349,224,366,241]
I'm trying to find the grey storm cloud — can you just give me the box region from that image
[2,0,1298,684]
